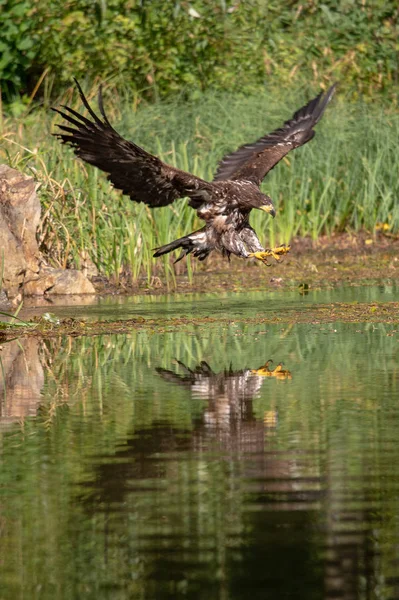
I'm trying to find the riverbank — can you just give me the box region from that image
[1,233,398,340]
[91,232,399,296]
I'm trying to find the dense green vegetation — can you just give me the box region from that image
[1,85,398,283]
[0,0,398,102]
[1,1,398,284]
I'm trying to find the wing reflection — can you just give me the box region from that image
[157,358,291,400]
[157,358,291,434]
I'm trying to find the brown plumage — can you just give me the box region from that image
[53,81,336,263]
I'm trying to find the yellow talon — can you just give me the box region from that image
[249,244,291,266]
[251,360,292,380]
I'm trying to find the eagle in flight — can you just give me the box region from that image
[53,81,336,265]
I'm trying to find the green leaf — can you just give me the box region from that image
[16,38,34,50]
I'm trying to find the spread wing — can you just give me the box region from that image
[213,84,336,186]
[52,80,212,208]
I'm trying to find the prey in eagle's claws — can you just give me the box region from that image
[249,244,291,266]
[53,80,336,265]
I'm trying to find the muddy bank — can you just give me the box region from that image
[1,232,398,340]
[92,233,399,296]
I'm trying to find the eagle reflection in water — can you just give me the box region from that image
[156,359,292,431]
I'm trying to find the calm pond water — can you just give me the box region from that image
[2,288,399,599]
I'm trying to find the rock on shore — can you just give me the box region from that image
[0,165,95,298]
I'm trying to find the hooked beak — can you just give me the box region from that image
[260,205,276,218]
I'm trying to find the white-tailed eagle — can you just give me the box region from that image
[53,82,336,265]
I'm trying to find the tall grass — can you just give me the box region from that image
[1,84,399,284]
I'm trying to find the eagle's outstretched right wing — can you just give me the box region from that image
[53,80,212,208]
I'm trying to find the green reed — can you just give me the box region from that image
[1,84,398,284]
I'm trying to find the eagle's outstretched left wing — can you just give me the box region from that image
[213,84,336,186]
[52,80,212,208]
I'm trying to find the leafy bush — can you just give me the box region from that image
[0,0,398,102]
[0,0,37,96]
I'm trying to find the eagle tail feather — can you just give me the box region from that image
[153,228,210,262]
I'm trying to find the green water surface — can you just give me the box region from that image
[2,289,399,599]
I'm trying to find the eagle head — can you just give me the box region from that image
[253,193,276,218]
